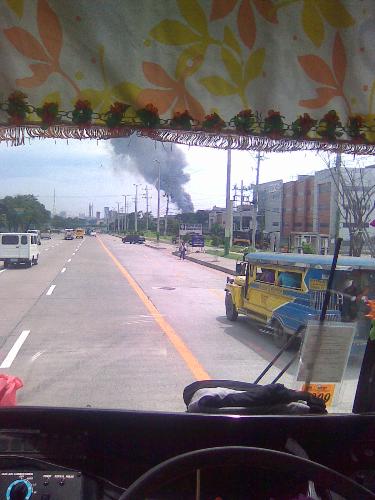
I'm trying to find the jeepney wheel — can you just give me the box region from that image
[225,293,238,321]
[273,320,289,348]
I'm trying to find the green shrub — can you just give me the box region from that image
[302,242,316,254]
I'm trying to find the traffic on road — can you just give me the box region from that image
[0,232,303,411]
[0,230,366,413]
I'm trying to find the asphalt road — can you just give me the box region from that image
[0,234,358,412]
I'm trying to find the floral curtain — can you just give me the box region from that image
[0,0,374,153]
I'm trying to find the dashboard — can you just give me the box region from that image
[0,407,375,498]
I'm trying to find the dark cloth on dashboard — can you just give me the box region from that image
[183,380,327,415]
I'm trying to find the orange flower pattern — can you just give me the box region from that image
[0,0,373,146]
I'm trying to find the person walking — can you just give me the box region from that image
[179,241,187,260]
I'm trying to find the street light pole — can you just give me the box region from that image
[224,148,232,256]
[123,194,130,233]
[133,184,140,233]
[251,151,261,249]
[154,159,161,243]
[117,202,120,233]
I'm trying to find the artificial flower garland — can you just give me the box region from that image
[1,92,374,146]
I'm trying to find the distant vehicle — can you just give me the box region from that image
[189,234,205,247]
[75,228,85,239]
[232,230,250,246]
[122,234,145,244]
[27,229,41,245]
[40,230,51,239]
[64,229,75,240]
[0,232,40,268]
[90,231,96,237]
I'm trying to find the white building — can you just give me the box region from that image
[314,165,375,253]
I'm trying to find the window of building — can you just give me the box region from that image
[318,183,331,193]
[272,222,279,226]
[295,222,303,227]
[319,223,329,228]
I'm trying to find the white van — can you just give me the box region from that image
[0,233,40,268]
[27,229,41,245]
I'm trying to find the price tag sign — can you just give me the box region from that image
[301,383,335,407]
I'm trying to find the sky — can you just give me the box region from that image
[0,135,371,217]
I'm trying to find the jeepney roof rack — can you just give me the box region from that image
[245,252,374,271]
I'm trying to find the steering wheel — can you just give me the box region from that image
[120,446,375,499]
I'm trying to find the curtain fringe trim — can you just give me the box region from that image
[0,124,374,154]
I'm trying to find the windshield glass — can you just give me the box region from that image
[0,138,374,413]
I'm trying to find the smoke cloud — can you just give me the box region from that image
[110,135,194,212]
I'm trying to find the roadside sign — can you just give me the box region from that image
[179,224,202,236]
[370,219,375,228]
[301,383,335,407]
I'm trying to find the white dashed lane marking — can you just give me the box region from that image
[46,285,56,296]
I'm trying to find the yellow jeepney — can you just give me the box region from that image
[223,252,363,347]
[75,228,85,239]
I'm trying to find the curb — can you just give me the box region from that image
[172,251,236,275]
[145,243,168,250]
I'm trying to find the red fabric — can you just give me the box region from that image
[0,374,23,406]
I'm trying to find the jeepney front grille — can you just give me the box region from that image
[310,291,343,311]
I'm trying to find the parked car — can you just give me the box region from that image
[122,234,145,244]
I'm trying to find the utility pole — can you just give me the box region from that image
[154,160,161,242]
[123,194,130,233]
[133,184,140,233]
[240,180,244,231]
[143,186,151,230]
[52,188,56,216]
[251,151,261,249]
[164,193,170,236]
[224,149,233,255]
[117,202,120,233]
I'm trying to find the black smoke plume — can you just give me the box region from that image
[111,135,194,212]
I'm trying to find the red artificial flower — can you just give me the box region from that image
[110,102,129,114]
[74,99,91,111]
[144,103,159,115]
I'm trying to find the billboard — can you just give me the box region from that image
[179,224,203,236]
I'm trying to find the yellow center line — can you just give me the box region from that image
[97,236,210,381]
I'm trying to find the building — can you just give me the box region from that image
[280,166,375,254]
[314,165,375,253]
[281,175,314,241]
[208,206,226,229]
[104,207,110,218]
[257,179,283,250]
[96,211,101,219]
[289,232,329,254]
[209,205,255,234]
